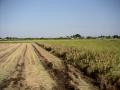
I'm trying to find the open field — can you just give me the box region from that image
[35,39,120,90]
[0,39,120,90]
[0,42,98,90]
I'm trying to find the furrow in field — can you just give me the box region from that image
[32,43,66,90]
[2,44,27,90]
[0,43,99,90]
[33,43,76,90]
[0,44,11,49]
[33,43,65,70]
[0,44,18,57]
[0,43,20,58]
[0,44,16,55]
[0,44,24,87]
[33,43,98,90]
[0,44,21,63]
[0,44,21,69]
[0,44,15,52]
[24,43,57,90]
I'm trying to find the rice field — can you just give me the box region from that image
[0,42,98,90]
[36,39,120,90]
[0,39,120,90]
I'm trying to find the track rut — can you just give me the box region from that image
[0,43,98,90]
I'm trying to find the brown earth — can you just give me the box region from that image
[0,43,98,90]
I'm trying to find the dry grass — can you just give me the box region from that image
[37,39,120,90]
[0,44,24,84]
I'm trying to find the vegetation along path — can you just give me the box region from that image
[0,43,98,90]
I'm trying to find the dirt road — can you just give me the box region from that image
[0,43,98,90]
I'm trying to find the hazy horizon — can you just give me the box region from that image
[0,0,120,38]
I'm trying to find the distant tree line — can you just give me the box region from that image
[87,35,120,39]
[0,34,120,40]
[65,34,120,39]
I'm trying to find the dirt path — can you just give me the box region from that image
[0,43,99,90]
[33,43,98,90]
[24,44,57,90]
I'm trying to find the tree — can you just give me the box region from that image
[86,36,96,39]
[113,35,119,39]
[71,34,82,38]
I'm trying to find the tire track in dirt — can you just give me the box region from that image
[0,43,99,90]
[24,43,57,90]
[33,43,74,90]
[0,44,20,58]
[0,43,57,90]
[0,44,21,68]
[0,44,11,48]
[0,44,13,52]
[32,44,66,90]
[0,44,25,88]
[0,44,21,63]
[0,44,19,57]
[1,44,27,90]
[33,43,98,90]
[0,43,18,51]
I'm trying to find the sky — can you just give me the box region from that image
[0,0,120,38]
